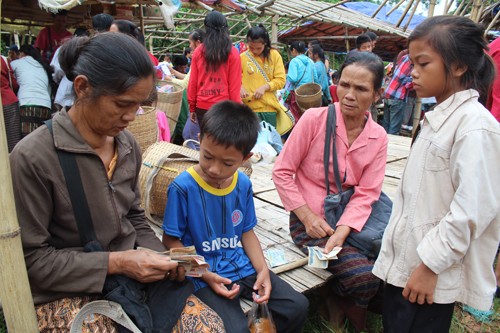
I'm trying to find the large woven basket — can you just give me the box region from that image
[295,82,322,113]
[127,106,158,154]
[156,81,184,135]
[139,142,253,226]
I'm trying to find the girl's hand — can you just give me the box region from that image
[303,213,334,239]
[190,112,197,123]
[403,263,438,305]
[241,86,250,99]
[253,269,271,303]
[253,84,269,99]
[203,271,240,299]
[324,225,350,252]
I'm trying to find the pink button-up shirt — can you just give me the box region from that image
[273,104,388,232]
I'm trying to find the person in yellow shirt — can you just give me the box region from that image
[240,25,286,127]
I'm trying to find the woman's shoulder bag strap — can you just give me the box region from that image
[323,104,342,195]
[45,119,100,250]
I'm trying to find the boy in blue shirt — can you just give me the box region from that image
[162,101,308,332]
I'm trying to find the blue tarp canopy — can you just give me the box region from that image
[342,1,427,31]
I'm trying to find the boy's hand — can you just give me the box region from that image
[403,263,438,305]
[203,271,240,299]
[253,269,271,303]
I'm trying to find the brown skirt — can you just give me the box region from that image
[36,295,225,333]
[3,102,21,152]
[19,105,52,137]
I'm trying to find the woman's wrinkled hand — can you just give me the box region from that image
[324,225,350,252]
[109,250,185,283]
[303,212,334,239]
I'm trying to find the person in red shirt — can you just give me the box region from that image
[34,10,72,64]
[187,11,242,126]
[1,56,20,152]
[486,37,500,122]
[329,71,339,103]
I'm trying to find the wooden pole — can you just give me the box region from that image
[445,0,455,14]
[300,0,350,19]
[271,15,278,47]
[139,1,145,34]
[485,7,500,37]
[0,2,39,331]
[345,27,350,52]
[453,0,466,15]
[386,0,406,17]
[403,0,420,31]
[396,0,415,28]
[371,0,390,18]
[470,0,482,22]
[428,0,437,17]
[412,98,422,137]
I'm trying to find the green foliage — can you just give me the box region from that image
[0,311,6,333]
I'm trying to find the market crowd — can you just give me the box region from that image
[1,8,499,333]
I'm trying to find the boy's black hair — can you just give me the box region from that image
[51,10,68,18]
[173,55,188,67]
[366,31,378,42]
[92,13,113,32]
[200,101,260,157]
[356,34,372,49]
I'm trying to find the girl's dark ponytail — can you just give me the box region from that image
[476,54,495,105]
[203,11,232,72]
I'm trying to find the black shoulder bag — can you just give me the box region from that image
[45,120,192,333]
[322,106,392,258]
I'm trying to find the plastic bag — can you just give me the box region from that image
[247,302,277,333]
[250,122,280,164]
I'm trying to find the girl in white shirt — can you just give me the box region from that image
[373,16,500,333]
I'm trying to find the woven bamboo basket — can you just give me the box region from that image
[139,142,253,226]
[295,82,322,113]
[156,81,184,135]
[127,106,158,154]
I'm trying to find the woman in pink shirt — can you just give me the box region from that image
[273,52,389,332]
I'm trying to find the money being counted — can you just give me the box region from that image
[138,246,210,277]
[307,246,342,269]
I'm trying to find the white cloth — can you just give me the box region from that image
[11,56,51,108]
[373,89,500,311]
[51,47,74,108]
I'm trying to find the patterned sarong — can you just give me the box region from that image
[19,105,52,137]
[289,212,380,308]
[3,102,21,152]
[36,295,225,333]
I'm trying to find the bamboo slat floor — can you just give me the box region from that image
[237,134,411,311]
[149,134,411,312]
